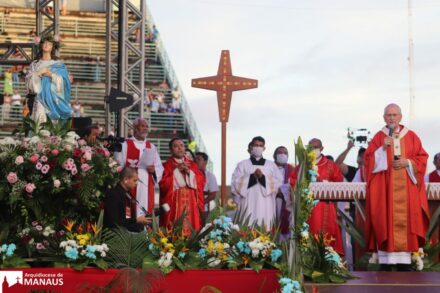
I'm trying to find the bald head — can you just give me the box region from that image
[383,103,402,129]
[309,138,323,149]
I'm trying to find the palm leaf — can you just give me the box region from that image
[426,205,440,240]
[102,227,149,268]
[337,208,365,248]
[352,193,365,222]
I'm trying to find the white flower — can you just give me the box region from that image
[369,252,378,264]
[0,137,17,146]
[65,131,79,140]
[43,226,55,237]
[53,179,61,188]
[207,257,221,267]
[29,136,41,145]
[39,130,51,138]
[15,156,24,165]
[60,241,68,248]
[251,249,260,258]
[300,231,309,239]
[29,238,35,245]
[232,224,240,231]
[100,251,106,257]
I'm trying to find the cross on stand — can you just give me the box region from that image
[192,50,258,206]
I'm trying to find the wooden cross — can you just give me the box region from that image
[192,50,258,205]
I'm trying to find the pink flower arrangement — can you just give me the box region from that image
[25,183,36,194]
[29,154,40,164]
[78,139,86,146]
[7,172,18,184]
[51,149,59,156]
[41,156,48,162]
[15,156,24,165]
[83,151,92,161]
[81,164,90,172]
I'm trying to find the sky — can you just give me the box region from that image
[147,0,440,182]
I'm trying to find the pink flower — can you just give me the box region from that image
[25,183,36,194]
[81,163,90,172]
[41,155,48,162]
[41,164,50,174]
[6,172,18,184]
[37,143,45,152]
[78,139,86,146]
[104,150,110,157]
[35,225,43,231]
[51,149,59,156]
[116,166,123,173]
[50,136,61,145]
[83,151,92,161]
[71,168,78,175]
[29,154,40,164]
[15,156,24,165]
[36,243,46,250]
[36,162,43,170]
[32,221,39,227]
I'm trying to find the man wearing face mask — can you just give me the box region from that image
[231,136,283,230]
[290,138,345,255]
[273,146,295,240]
[364,103,429,269]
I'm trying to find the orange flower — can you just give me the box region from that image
[323,234,335,246]
[242,255,249,265]
[91,222,101,235]
[63,220,75,232]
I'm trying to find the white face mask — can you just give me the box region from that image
[251,146,264,158]
[276,154,288,164]
[313,148,321,159]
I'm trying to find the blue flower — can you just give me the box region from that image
[209,231,218,239]
[244,247,251,255]
[312,200,320,206]
[271,249,282,262]
[86,245,96,253]
[311,175,317,182]
[65,247,79,260]
[279,277,291,285]
[198,248,207,258]
[148,243,156,251]
[178,252,186,259]
[326,253,341,263]
[302,223,309,231]
[236,241,245,252]
[5,244,16,257]
[292,280,300,288]
[86,252,97,259]
[1,244,7,252]
[282,283,294,293]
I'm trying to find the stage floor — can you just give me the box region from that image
[305,272,440,293]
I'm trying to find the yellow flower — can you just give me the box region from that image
[215,242,224,253]
[307,151,317,162]
[259,235,270,243]
[207,240,214,253]
[165,243,174,250]
[160,237,168,244]
[76,233,90,246]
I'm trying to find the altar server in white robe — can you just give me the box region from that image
[231,136,283,230]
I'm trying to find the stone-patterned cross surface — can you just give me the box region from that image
[192,50,258,122]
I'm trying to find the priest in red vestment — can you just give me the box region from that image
[364,103,429,265]
[427,153,440,182]
[290,138,345,255]
[115,118,164,218]
[160,138,205,236]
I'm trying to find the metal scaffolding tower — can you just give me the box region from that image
[105,0,146,136]
[0,0,59,65]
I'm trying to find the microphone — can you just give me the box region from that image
[388,126,394,137]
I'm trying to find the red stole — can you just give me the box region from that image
[429,171,440,183]
[125,139,155,214]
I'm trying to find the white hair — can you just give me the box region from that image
[132,117,147,127]
[383,103,402,115]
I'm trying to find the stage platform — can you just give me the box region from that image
[305,272,440,293]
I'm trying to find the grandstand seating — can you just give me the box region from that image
[0,6,198,161]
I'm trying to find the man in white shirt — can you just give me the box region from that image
[195,152,219,223]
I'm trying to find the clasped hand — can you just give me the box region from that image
[253,168,263,179]
[39,68,52,78]
[178,163,189,174]
[392,157,409,170]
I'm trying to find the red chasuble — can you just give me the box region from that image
[125,139,155,214]
[290,156,344,255]
[159,157,205,236]
[429,171,440,182]
[364,125,429,253]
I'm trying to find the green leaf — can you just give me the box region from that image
[94,258,108,270]
[329,274,346,283]
[426,205,440,240]
[72,260,89,271]
[337,208,365,248]
[142,256,159,270]
[172,256,186,271]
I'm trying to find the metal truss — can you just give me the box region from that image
[105,0,146,136]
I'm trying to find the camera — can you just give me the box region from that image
[347,128,371,148]
[98,135,125,152]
